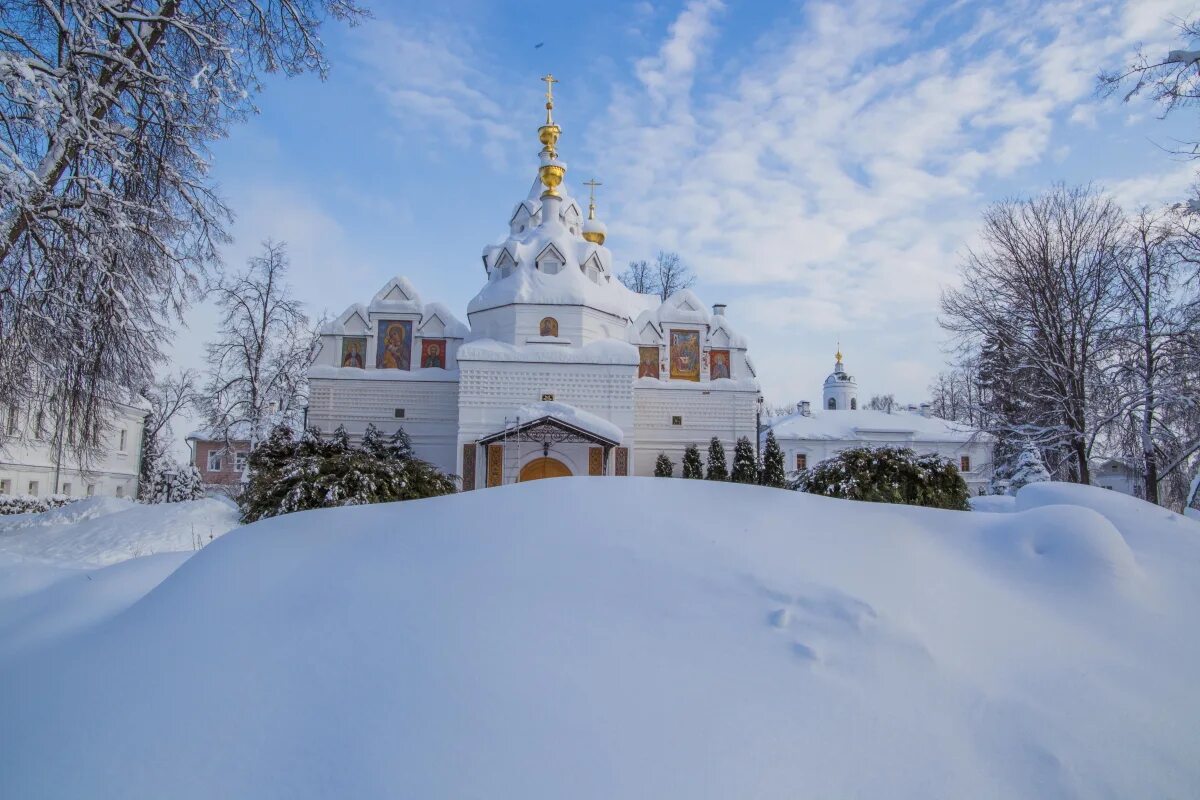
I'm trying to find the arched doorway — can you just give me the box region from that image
[519,457,572,482]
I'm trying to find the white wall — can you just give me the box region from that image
[0,402,147,498]
[633,385,759,477]
[307,376,460,476]
[777,437,994,494]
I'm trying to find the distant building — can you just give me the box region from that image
[764,351,994,494]
[186,431,251,492]
[1092,457,1143,498]
[0,395,149,499]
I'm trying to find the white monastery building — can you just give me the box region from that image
[307,78,760,486]
[0,395,149,499]
[765,351,995,494]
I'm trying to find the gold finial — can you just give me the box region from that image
[583,178,602,220]
[836,342,843,364]
[541,73,559,125]
[537,74,565,198]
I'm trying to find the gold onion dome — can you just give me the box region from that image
[537,73,565,199]
[582,178,606,245]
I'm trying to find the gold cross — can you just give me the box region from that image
[583,178,602,203]
[541,73,559,105]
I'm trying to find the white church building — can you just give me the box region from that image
[765,351,995,494]
[307,79,760,487]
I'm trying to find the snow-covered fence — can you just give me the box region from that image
[0,494,79,516]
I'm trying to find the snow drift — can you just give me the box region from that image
[0,480,1197,799]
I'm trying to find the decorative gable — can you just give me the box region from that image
[369,276,423,314]
[536,243,566,275]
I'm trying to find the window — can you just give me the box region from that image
[960,455,971,473]
[796,453,807,470]
[671,415,683,426]
[850,398,857,410]
[207,450,223,472]
[34,411,46,440]
[394,408,406,418]
[62,483,71,496]
[118,429,128,451]
[827,398,837,410]
[0,479,10,494]
[4,407,16,436]
[235,453,247,472]
[115,486,124,498]
[28,480,38,497]
[539,317,559,337]
[86,484,95,497]
[540,393,555,402]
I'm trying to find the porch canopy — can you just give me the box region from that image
[477,401,623,452]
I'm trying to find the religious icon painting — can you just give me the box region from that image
[421,339,447,369]
[709,349,731,380]
[638,346,660,379]
[340,337,366,369]
[669,330,700,381]
[540,317,559,337]
[376,320,412,370]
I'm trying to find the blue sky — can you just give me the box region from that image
[174,0,1199,416]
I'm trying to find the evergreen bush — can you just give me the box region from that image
[705,437,728,481]
[681,444,704,479]
[239,423,457,523]
[0,494,77,515]
[654,452,674,477]
[1007,440,1051,495]
[731,437,757,484]
[795,445,970,510]
[761,430,787,488]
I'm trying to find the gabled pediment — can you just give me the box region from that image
[536,242,566,266]
[370,276,423,312]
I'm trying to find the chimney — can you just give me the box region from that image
[919,402,931,417]
[712,303,726,316]
[798,401,811,416]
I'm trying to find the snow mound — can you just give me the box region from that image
[1,480,1198,798]
[0,498,240,567]
[1016,481,1192,546]
[969,494,1016,513]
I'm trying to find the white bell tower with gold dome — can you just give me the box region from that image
[822,347,858,411]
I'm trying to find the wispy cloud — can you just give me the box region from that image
[351,21,522,166]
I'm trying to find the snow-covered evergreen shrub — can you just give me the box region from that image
[239,423,456,523]
[705,437,728,481]
[795,446,970,511]
[761,430,787,488]
[1007,440,1051,494]
[148,462,206,503]
[681,444,704,479]
[654,453,674,477]
[731,437,757,484]
[0,494,77,515]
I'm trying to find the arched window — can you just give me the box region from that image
[540,317,559,337]
[850,398,857,410]
[827,397,837,410]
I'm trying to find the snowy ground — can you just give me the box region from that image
[0,480,1197,798]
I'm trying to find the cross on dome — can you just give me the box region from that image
[541,73,559,124]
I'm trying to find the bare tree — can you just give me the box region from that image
[941,185,1126,485]
[653,251,696,302]
[0,0,362,462]
[618,251,696,302]
[618,259,656,294]
[137,370,198,501]
[867,394,896,413]
[200,241,314,446]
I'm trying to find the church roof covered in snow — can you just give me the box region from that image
[767,409,986,444]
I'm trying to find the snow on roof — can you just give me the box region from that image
[417,302,469,339]
[456,338,638,365]
[320,303,370,336]
[767,408,986,443]
[504,400,623,445]
[369,276,423,314]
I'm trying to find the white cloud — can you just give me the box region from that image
[350,20,522,166]
[583,0,1197,401]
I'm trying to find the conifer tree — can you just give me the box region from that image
[731,437,757,484]
[761,430,787,488]
[706,437,728,481]
[654,453,674,477]
[681,444,704,479]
